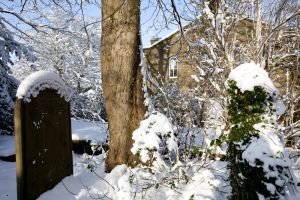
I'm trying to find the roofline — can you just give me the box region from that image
[143,17,260,50]
[143,20,196,49]
[143,28,180,49]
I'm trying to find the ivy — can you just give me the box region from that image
[226,80,271,142]
[209,81,272,148]
[226,80,282,199]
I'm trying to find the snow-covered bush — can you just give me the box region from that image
[152,83,201,127]
[0,68,18,135]
[226,62,296,199]
[151,83,204,159]
[71,85,107,122]
[131,112,178,167]
[0,20,34,135]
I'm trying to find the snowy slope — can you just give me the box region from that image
[0,119,107,158]
[71,119,108,144]
[0,135,15,157]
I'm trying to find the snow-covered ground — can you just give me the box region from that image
[0,118,231,200]
[0,160,16,200]
[0,154,233,200]
[1,117,299,200]
[39,160,231,200]
[1,153,299,200]
[0,118,107,200]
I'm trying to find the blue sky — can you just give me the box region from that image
[83,1,179,47]
[2,0,180,47]
[140,1,179,47]
[141,11,176,47]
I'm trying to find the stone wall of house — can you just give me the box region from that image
[144,30,198,91]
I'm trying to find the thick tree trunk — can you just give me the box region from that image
[101,0,146,172]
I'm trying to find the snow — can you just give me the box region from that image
[112,161,231,200]
[180,162,230,199]
[38,153,107,200]
[131,112,177,163]
[242,124,290,173]
[143,20,192,49]
[203,1,214,21]
[0,150,232,200]
[203,128,227,156]
[231,63,289,175]
[0,160,16,200]
[0,135,15,157]
[140,45,154,113]
[191,74,200,82]
[38,160,231,200]
[273,99,286,116]
[71,119,108,145]
[228,62,278,93]
[16,70,72,102]
[1,60,299,199]
[143,28,181,49]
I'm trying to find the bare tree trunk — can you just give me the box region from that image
[255,0,262,47]
[256,0,263,67]
[101,0,146,172]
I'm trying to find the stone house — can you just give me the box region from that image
[143,18,257,92]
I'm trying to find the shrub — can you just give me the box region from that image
[226,63,296,199]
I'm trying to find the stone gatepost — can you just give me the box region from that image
[14,71,73,200]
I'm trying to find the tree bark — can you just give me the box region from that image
[101,0,146,172]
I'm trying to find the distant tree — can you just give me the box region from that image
[0,0,104,127]
[12,7,106,121]
[101,0,146,172]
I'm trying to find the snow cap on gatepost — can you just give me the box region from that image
[16,70,72,102]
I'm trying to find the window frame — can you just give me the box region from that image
[169,57,178,79]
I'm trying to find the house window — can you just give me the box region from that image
[169,58,178,78]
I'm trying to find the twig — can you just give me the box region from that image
[92,170,116,191]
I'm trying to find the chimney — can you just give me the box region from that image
[150,36,161,45]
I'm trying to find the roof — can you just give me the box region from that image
[143,20,194,49]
